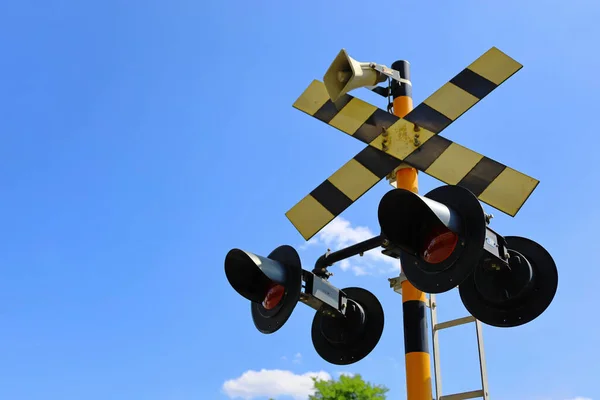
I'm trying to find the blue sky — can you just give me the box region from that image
[1,0,599,399]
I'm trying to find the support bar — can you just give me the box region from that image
[312,234,386,278]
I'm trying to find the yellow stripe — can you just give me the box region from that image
[292,80,330,116]
[369,119,436,160]
[423,82,479,121]
[467,47,523,85]
[405,352,432,399]
[401,281,427,302]
[329,98,377,134]
[425,143,484,185]
[478,167,539,216]
[285,195,335,241]
[328,158,380,201]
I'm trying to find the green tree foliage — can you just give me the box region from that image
[308,373,389,400]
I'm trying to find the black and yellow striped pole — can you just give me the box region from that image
[390,60,433,400]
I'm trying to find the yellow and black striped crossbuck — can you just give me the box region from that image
[286,47,539,241]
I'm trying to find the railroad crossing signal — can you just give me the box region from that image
[286,47,539,241]
[224,46,558,366]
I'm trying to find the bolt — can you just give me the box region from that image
[413,123,421,132]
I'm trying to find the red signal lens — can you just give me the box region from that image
[262,282,285,310]
[421,226,458,264]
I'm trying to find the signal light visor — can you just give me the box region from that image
[224,249,287,304]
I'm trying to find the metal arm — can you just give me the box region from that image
[312,234,387,279]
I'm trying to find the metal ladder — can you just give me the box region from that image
[389,275,490,400]
[429,293,490,400]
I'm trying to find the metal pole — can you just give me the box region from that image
[391,60,433,400]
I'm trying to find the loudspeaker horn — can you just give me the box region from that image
[323,49,387,102]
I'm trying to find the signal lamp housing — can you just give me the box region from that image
[378,183,558,327]
[224,244,385,364]
[378,185,488,293]
[225,245,303,334]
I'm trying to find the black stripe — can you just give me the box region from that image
[403,300,429,354]
[391,60,410,80]
[391,60,412,99]
[354,146,402,179]
[404,136,453,171]
[313,95,353,123]
[392,85,412,98]
[450,68,497,100]
[404,103,453,134]
[310,180,353,216]
[353,109,398,144]
[391,60,411,99]
[458,157,506,196]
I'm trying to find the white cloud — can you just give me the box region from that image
[352,265,368,276]
[565,398,592,400]
[280,352,302,364]
[222,369,331,400]
[302,217,399,276]
[335,371,355,377]
[339,259,351,272]
[293,352,302,364]
[317,217,373,248]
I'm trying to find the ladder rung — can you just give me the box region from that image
[435,316,476,331]
[440,389,484,400]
